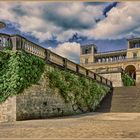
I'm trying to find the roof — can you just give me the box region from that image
[80,43,97,49]
[95,49,127,57]
[97,49,127,54]
[127,37,140,41]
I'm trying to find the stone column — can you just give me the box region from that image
[10,36,17,51]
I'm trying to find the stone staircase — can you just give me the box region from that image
[96,84,140,112]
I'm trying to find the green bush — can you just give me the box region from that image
[0,50,45,102]
[121,72,135,86]
[46,67,111,112]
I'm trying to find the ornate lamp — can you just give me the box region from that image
[0,22,6,29]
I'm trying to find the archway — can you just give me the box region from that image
[125,65,136,80]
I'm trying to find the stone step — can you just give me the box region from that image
[108,97,137,100]
[113,95,139,97]
[95,86,140,113]
[96,107,140,112]
[113,92,139,94]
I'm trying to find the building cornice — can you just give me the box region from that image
[127,37,140,41]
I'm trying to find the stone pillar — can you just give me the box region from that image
[10,36,17,51]
[136,71,140,83]
[128,41,131,49]
[0,96,16,123]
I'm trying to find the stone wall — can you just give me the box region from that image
[101,73,123,87]
[16,73,80,121]
[0,96,16,123]
[0,66,110,123]
[0,74,80,122]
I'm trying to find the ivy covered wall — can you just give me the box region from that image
[16,65,111,120]
[46,66,111,112]
[0,50,112,121]
[0,50,45,103]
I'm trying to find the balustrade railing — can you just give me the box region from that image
[0,33,12,50]
[0,33,113,88]
[82,57,140,65]
[67,60,77,72]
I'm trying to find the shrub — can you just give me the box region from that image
[121,72,135,86]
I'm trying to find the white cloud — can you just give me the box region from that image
[88,2,140,39]
[0,2,105,42]
[1,1,140,53]
[49,42,80,63]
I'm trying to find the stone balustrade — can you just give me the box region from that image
[0,33,113,88]
[95,55,127,63]
[0,33,12,50]
[96,67,123,74]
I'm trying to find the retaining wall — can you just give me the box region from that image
[101,73,123,87]
[0,66,110,122]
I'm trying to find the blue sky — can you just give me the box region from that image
[0,2,139,62]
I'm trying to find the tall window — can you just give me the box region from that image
[82,47,92,54]
[133,52,137,59]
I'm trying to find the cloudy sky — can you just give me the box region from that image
[0,2,140,63]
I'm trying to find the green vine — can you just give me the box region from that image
[121,72,135,86]
[46,67,111,112]
[0,49,111,111]
[0,50,45,102]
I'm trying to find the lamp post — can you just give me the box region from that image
[0,22,6,29]
[0,22,6,50]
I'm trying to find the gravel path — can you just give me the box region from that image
[1,113,140,139]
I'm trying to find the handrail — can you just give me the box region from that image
[0,33,113,88]
[96,67,123,74]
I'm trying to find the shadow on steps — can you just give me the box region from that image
[95,85,140,113]
[95,91,113,112]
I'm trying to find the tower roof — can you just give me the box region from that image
[81,43,96,48]
[0,22,6,29]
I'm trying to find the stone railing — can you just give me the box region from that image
[96,67,123,74]
[0,33,113,88]
[81,56,140,66]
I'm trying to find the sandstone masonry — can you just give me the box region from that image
[0,69,105,122]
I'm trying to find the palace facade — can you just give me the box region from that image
[80,38,140,84]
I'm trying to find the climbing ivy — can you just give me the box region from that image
[46,67,111,112]
[0,50,45,102]
[0,49,111,111]
[121,72,135,86]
